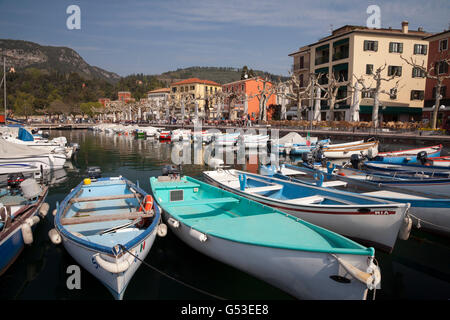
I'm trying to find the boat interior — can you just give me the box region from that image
[60,179,152,248]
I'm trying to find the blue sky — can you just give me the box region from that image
[0,0,449,77]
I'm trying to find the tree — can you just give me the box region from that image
[250,76,276,122]
[316,72,353,121]
[14,91,35,119]
[353,63,401,128]
[277,73,313,120]
[80,101,102,117]
[400,53,450,129]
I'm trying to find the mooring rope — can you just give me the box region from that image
[118,244,226,300]
[407,212,450,232]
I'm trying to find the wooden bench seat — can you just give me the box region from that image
[283,196,324,205]
[164,197,239,207]
[61,211,153,225]
[69,194,141,203]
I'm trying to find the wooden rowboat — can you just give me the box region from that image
[150,174,381,300]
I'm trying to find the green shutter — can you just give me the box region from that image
[363,40,368,51]
[374,41,378,52]
[332,63,348,71]
[399,43,403,53]
[389,42,393,52]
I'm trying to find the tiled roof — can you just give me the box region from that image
[148,88,170,94]
[171,78,221,86]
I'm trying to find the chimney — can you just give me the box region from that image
[402,21,409,33]
[418,26,423,32]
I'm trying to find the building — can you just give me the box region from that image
[147,88,170,104]
[117,91,134,103]
[222,77,277,120]
[422,30,450,128]
[98,98,111,107]
[169,78,222,119]
[289,21,431,122]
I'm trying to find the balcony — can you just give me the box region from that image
[332,50,349,61]
[315,56,329,65]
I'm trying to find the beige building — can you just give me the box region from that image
[170,78,222,119]
[289,22,431,122]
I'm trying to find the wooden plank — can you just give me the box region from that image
[69,194,141,203]
[60,211,153,225]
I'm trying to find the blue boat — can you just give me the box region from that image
[0,179,49,276]
[363,161,450,177]
[151,173,381,300]
[374,144,442,164]
[270,163,450,237]
[51,176,164,300]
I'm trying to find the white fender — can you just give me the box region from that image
[21,223,33,244]
[25,216,40,227]
[332,254,381,290]
[167,217,180,228]
[94,252,135,274]
[398,215,412,241]
[189,228,207,242]
[48,228,62,244]
[39,203,50,218]
[157,223,167,237]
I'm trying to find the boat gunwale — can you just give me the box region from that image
[55,176,160,255]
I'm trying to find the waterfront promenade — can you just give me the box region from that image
[33,122,450,147]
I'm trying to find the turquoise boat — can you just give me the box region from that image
[150,174,381,300]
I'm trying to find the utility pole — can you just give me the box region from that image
[3,56,6,124]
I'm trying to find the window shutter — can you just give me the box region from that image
[373,41,378,51]
[364,41,368,51]
[399,43,403,53]
[410,91,414,100]
[423,45,427,55]
[398,66,402,76]
[389,43,393,52]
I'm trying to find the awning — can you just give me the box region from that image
[332,63,349,71]
[315,67,329,74]
[333,38,349,47]
[315,44,329,51]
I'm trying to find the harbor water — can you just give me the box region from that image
[1,129,449,300]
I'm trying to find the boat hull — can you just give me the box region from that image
[161,210,370,300]
[204,172,407,253]
[60,226,157,299]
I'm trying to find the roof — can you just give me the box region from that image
[423,30,450,41]
[171,78,221,87]
[222,76,267,86]
[148,88,170,94]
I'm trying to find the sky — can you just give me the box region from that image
[0,0,449,77]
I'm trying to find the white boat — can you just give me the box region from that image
[150,174,381,300]
[52,176,165,300]
[0,138,66,170]
[322,140,379,159]
[203,168,411,253]
[212,132,240,146]
[239,134,269,148]
[171,129,191,141]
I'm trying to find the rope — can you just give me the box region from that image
[407,212,450,232]
[118,244,226,300]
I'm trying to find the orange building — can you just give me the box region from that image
[98,98,111,107]
[222,77,277,120]
[117,91,134,103]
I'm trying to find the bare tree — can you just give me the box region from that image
[353,63,401,128]
[316,72,353,121]
[400,52,450,129]
[251,76,276,122]
[276,73,312,120]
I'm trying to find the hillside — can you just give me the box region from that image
[156,66,289,85]
[0,39,121,83]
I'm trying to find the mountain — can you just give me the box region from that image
[156,66,289,85]
[0,39,121,83]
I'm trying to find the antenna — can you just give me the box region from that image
[329,24,333,34]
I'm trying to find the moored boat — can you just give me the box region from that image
[0,178,49,276]
[51,176,164,299]
[150,174,381,300]
[374,144,442,164]
[203,169,410,253]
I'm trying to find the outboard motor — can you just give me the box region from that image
[417,151,428,165]
[301,152,314,165]
[350,153,364,170]
[8,173,25,189]
[162,165,181,177]
[313,145,326,165]
[86,167,102,179]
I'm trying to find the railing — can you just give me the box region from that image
[332,51,349,61]
[315,56,329,65]
[293,63,309,71]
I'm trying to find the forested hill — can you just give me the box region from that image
[1,39,121,83]
[157,66,289,85]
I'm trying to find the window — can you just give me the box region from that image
[412,67,426,78]
[172,87,177,93]
[363,40,378,51]
[436,61,449,74]
[362,91,374,98]
[299,56,304,69]
[439,39,448,52]
[410,90,424,100]
[390,88,397,99]
[366,64,374,75]
[389,42,403,53]
[414,44,427,55]
[190,86,195,90]
[388,66,402,76]
[299,74,304,87]
[180,87,184,92]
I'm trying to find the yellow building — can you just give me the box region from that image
[169,78,222,119]
[290,21,431,122]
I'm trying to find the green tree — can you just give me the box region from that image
[14,91,35,119]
